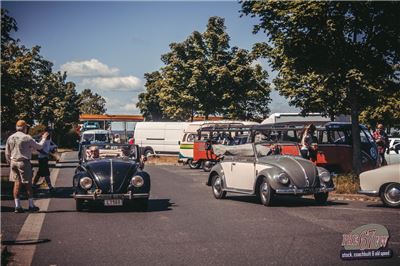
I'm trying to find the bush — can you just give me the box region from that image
[333,174,360,194]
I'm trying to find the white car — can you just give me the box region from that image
[359,164,400,208]
[386,138,400,165]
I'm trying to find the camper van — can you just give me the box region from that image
[179,121,258,168]
[133,122,189,156]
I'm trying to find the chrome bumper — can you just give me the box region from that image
[358,190,379,197]
[275,187,335,195]
[73,193,149,200]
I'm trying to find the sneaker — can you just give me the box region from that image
[14,207,24,213]
[28,206,40,212]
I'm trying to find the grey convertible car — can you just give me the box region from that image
[206,143,335,206]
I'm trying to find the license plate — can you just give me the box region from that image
[104,199,123,206]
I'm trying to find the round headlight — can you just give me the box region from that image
[79,177,93,189]
[131,175,144,187]
[319,171,331,183]
[277,172,289,184]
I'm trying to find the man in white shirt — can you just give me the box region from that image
[32,129,58,192]
[5,120,49,213]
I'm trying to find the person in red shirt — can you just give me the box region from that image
[373,124,389,166]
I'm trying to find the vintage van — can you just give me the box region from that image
[250,122,379,173]
[179,121,258,169]
[133,122,189,156]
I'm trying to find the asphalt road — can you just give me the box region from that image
[1,152,399,266]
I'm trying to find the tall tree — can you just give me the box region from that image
[137,71,165,121]
[1,9,81,136]
[138,16,271,121]
[78,88,107,115]
[241,1,400,174]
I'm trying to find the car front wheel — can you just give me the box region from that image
[314,192,329,205]
[211,174,226,199]
[188,159,201,169]
[380,183,400,208]
[259,177,274,206]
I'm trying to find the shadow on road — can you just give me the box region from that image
[225,195,348,207]
[82,198,175,213]
[1,239,51,245]
[1,186,73,200]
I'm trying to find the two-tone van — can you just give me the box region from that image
[179,121,258,168]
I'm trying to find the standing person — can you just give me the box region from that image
[373,124,389,166]
[5,120,49,213]
[300,124,317,160]
[32,129,58,192]
[114,134,121,143]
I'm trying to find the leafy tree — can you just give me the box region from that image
[137,71,165,121]
[360,92,400,131]
[78,88,107,115]
[1,8,81,147]
[138,16,271,121]
[241,1,400,174]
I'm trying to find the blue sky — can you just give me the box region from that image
[4,1,298,115]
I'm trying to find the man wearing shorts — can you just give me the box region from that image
[5,120,49,213]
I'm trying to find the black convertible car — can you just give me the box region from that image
[73,144,150,211]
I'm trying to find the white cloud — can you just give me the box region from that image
[122,103,137,111]
[81,76,142,91]
[104,97,140,114]
[60,59,119,77]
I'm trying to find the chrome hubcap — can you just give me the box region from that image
[384,184,400,204]
[260,182,268,201]
[213,177,222,195]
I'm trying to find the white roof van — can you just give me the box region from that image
[179,121,259,163]
[133,122,189,156]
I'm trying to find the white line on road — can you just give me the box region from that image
[9,167,60,266]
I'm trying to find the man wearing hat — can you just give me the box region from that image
[5,120,49,213]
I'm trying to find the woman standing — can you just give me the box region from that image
[300,124,317,160]
[32,129,58,192]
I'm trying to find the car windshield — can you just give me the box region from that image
[83,144,136,161]
[213,143,255,158]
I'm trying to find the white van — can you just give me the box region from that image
[133,122,189,156]
[179,121,259,167]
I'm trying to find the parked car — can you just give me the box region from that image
[206,143,335,206]
[133,122,189,156]
[387,138,400,165]
[73,144,150,211]
[358,164,400,208]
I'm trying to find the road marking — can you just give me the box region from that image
[9,168,60,266]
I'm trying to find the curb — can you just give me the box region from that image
[329,193,381,203]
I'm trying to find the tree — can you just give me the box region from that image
[241,1,400,174]
[138,16,271,121]
[360,92,400,131]
[1,9,81,147]
[137,71,165,121]
[78,88,107,115]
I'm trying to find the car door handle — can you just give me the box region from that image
[232,163,236,166]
